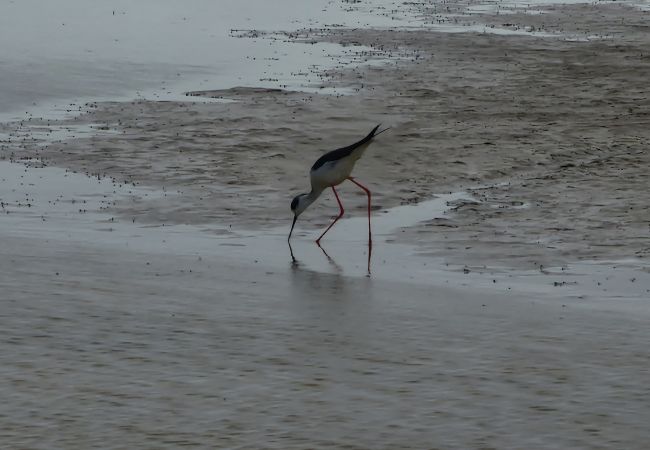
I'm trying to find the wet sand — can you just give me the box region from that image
[6,3,649,269]
[2,1,650,449]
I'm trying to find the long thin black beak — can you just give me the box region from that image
[288,215,297,242]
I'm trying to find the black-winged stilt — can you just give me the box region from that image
[288,124,388,245]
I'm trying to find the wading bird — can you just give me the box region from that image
[288,124,388,245]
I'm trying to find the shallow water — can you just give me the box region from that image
[1,160,650,448]
[0,0,416,123]
[1,160,648,298]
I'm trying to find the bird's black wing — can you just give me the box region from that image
[311,124,381,171]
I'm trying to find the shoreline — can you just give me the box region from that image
[1,154,647,305]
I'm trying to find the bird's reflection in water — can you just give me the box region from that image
[287,240,375,304]
[315,243,343,274]
[288,242,346,298]
[290,258,346,300]
[366,240,372,276]
[289,238,372,276]
[287,241,376,340]
[317,241,372,277]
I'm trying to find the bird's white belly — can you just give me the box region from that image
[310,158,355,189]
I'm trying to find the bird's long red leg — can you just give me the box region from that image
[347,177,372,245]
[316,186,344,245]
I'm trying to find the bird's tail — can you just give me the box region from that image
[351,124,387,150]
[348,124,389,159]
[374,124,390,137]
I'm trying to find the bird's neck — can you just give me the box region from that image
[308,187,323,202]
[304,188,323,209]
[296,188,324,216]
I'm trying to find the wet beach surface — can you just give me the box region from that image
[1,162,649,448]
[5,2,648,269]
[2,0,650,448]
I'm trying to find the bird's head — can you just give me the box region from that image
[288,193,312,241]
[291,193,311,218]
